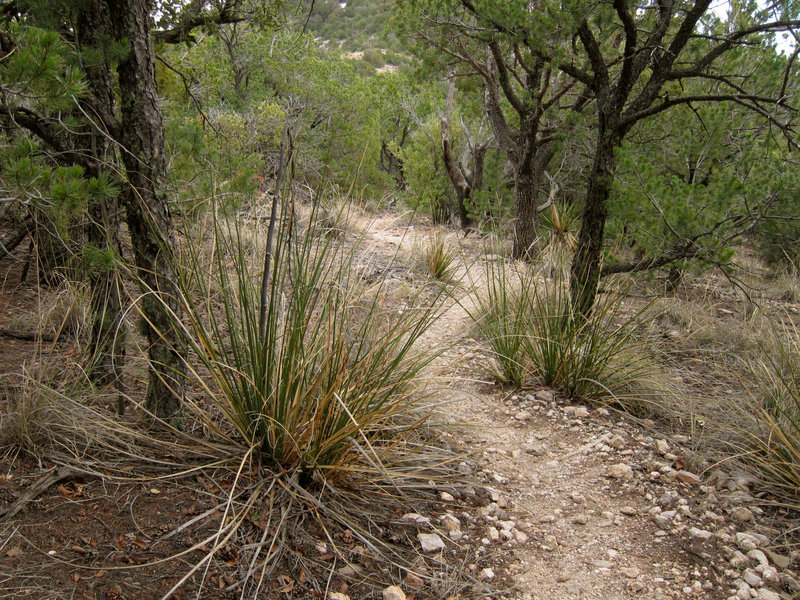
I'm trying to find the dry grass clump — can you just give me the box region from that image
[465,256,666,411]
[423,232,460,282]
[724,320,800,511]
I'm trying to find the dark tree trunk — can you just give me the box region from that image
[570,128,617,317]
[511,145,553,261]
[442,138,473,231]
[109,0,185,425]
[77,2,127,407]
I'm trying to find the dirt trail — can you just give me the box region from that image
[365,213,794,600]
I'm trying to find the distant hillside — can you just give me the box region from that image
[297,0,406,53]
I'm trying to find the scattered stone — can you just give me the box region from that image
[402,513,430,527]
[487,527,500,542]
[457,462,471,475]
[742,568,764,588]
[566,584,581,595]
[382,586,406,600]
[315,541,328,555]
[329,593,350,600]
[479,567,495,581]
[621,567,640,578]
[592,560,613,569]
[655,439,671,455]
[747,549,769,567]
[676,470,700,485]
[556,573,570,583]
[608,463,634,480]
[765,549,791,569]
[620,506,638,516]
[417,533,445,553]
[731,506,754,521]
[404,572,424,588]
[756,589,781,600]
[440,491,455,502]
[514,530,529,544]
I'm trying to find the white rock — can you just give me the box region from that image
[382,586,406,600]
[756,589,781,600]
[487,527,500,541]
[417,533,445,553]
[621,567,640,578]
[402,513,430,526]
[440,515,461,531]
[479,567,495,580]
[761,566,780,586]
[655,439,671,455]
[742,568,764,587]
[329,593,350,600]
[440,491,455,502]
[608,463,634,480]
[747,549,769,567]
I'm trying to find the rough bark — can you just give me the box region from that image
[441,137,473,231]
[512,143,554,261]
[77,1,127,407]
[109,0,185,424]
[570,125,617,317]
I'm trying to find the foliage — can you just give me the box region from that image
[173,206,443,485]
[468,257,657,406]
[424,232,459,281]
[736,321,800,507]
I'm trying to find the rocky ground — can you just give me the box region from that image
[361,214,800,600]
[1,212,799,599]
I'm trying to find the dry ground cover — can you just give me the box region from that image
[2,207,800,599]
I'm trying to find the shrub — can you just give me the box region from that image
[173,205,443,486]
[736,321,800,505]
[424,232,459,282]
[467,256,657,406]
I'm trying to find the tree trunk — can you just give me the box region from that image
[570,129,617,317]
[442,138,473,231]
[77,2,127,407]
[511,146,552,261]
[109,0,185,425]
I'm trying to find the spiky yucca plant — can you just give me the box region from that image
[738,322,800,505]
[174,207,442,486]
[468,256,656,405]
[425,232,459,282]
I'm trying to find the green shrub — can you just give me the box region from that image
[425,233,459,282]
[467,256,657,406]
[736,321,800,505]
[174,205,443,486]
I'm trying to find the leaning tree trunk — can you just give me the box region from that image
[442,137,473,231]
[570,129,617,318]
[110,0,185,425]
